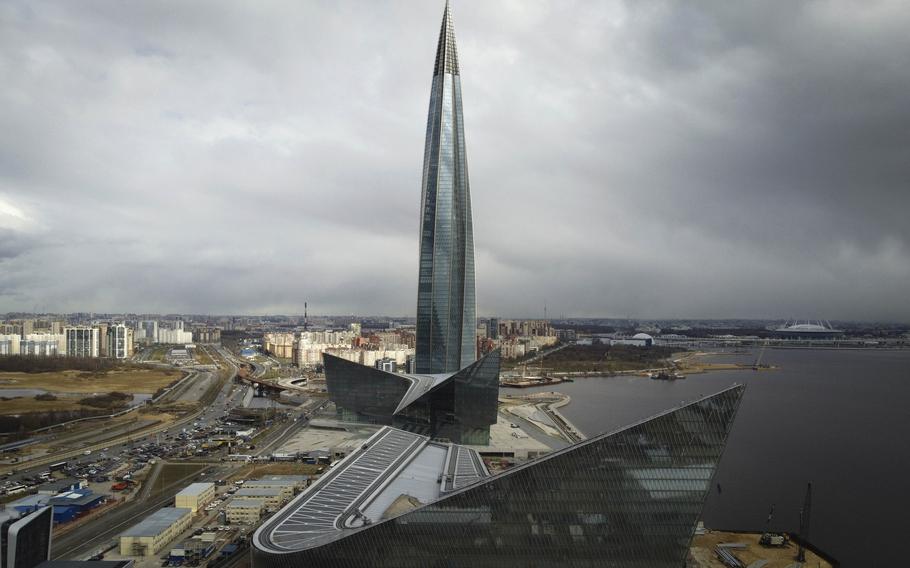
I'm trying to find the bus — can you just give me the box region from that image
[48,461,68,472]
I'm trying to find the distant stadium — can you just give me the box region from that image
[772,320,845,339]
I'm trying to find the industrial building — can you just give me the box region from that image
[241,480,297,501]
[226,499,265,525]
[174,482,215,513]
[252,385,744,568]
[119,508,193,557]
[7,489,104,523]
[233,488,284,510]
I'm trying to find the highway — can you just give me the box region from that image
[47,346,317,560]
[0,343,324,562]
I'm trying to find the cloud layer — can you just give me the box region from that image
[1,1,908,320]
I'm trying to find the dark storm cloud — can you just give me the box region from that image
[0,1,908,320]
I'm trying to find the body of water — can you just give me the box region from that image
[516,348,910,567]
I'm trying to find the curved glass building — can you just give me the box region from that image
[324,349,500,444]
[252,385,745,567]
[415,0,476,374]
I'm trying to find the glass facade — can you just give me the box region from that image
[416,1,476,374]
[323,353,411,424]
[396,349,499,444]
[252,384,745,568]
[323,350,500,444]
[3,506,52,568]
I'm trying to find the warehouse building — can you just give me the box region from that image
[233,488,283,510]
[175,482,215,513]
[226,499,265,525]
[7,489,105,523]
[119,507,193,557]
[241,479,297,501]
[256,475,309,489]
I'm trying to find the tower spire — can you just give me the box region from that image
[433,0,459,76]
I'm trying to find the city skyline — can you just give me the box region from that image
[1,2,909,321]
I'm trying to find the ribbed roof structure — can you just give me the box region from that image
[433,1,459,76]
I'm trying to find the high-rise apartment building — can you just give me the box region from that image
[64,327,100,358]
[96,323,109,356]
[0,335,20,356]
[137,321,158,343]
[415,1,476,374]
[106,325,133,359]
[20,334,64,356]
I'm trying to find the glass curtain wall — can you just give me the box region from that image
[253,385,745,568]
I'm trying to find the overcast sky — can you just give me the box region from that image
[1,1,908,321]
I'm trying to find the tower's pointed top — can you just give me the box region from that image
[433,0,459,76]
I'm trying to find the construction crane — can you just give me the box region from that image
[759,504,788,547]
[753,339,769,370]
[797,482,812,562]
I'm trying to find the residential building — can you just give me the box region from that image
[0,335,20,356]
[106,325,133,359]
[156,328,192,345]
[20,334,64,357]
[136,321,158,344]
[263,333,295,359]
[64,327,99,358]
[96,323,109,355]
[194,328,221,344]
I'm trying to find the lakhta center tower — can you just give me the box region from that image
[321,1,499,446]
[415,1,476,374]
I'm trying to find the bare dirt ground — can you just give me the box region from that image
[690,531,834,568]
[0,369,182,414]
[0,368,182,393]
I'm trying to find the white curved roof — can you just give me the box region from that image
[632,333,653,340]
[782,323,828,331]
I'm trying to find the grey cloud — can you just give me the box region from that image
[0,1,908,321]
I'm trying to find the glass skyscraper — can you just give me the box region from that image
[322,2,498,443]
[416,0,476,374]
[252,385,746,567]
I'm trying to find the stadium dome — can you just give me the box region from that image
[781,323,829,332]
